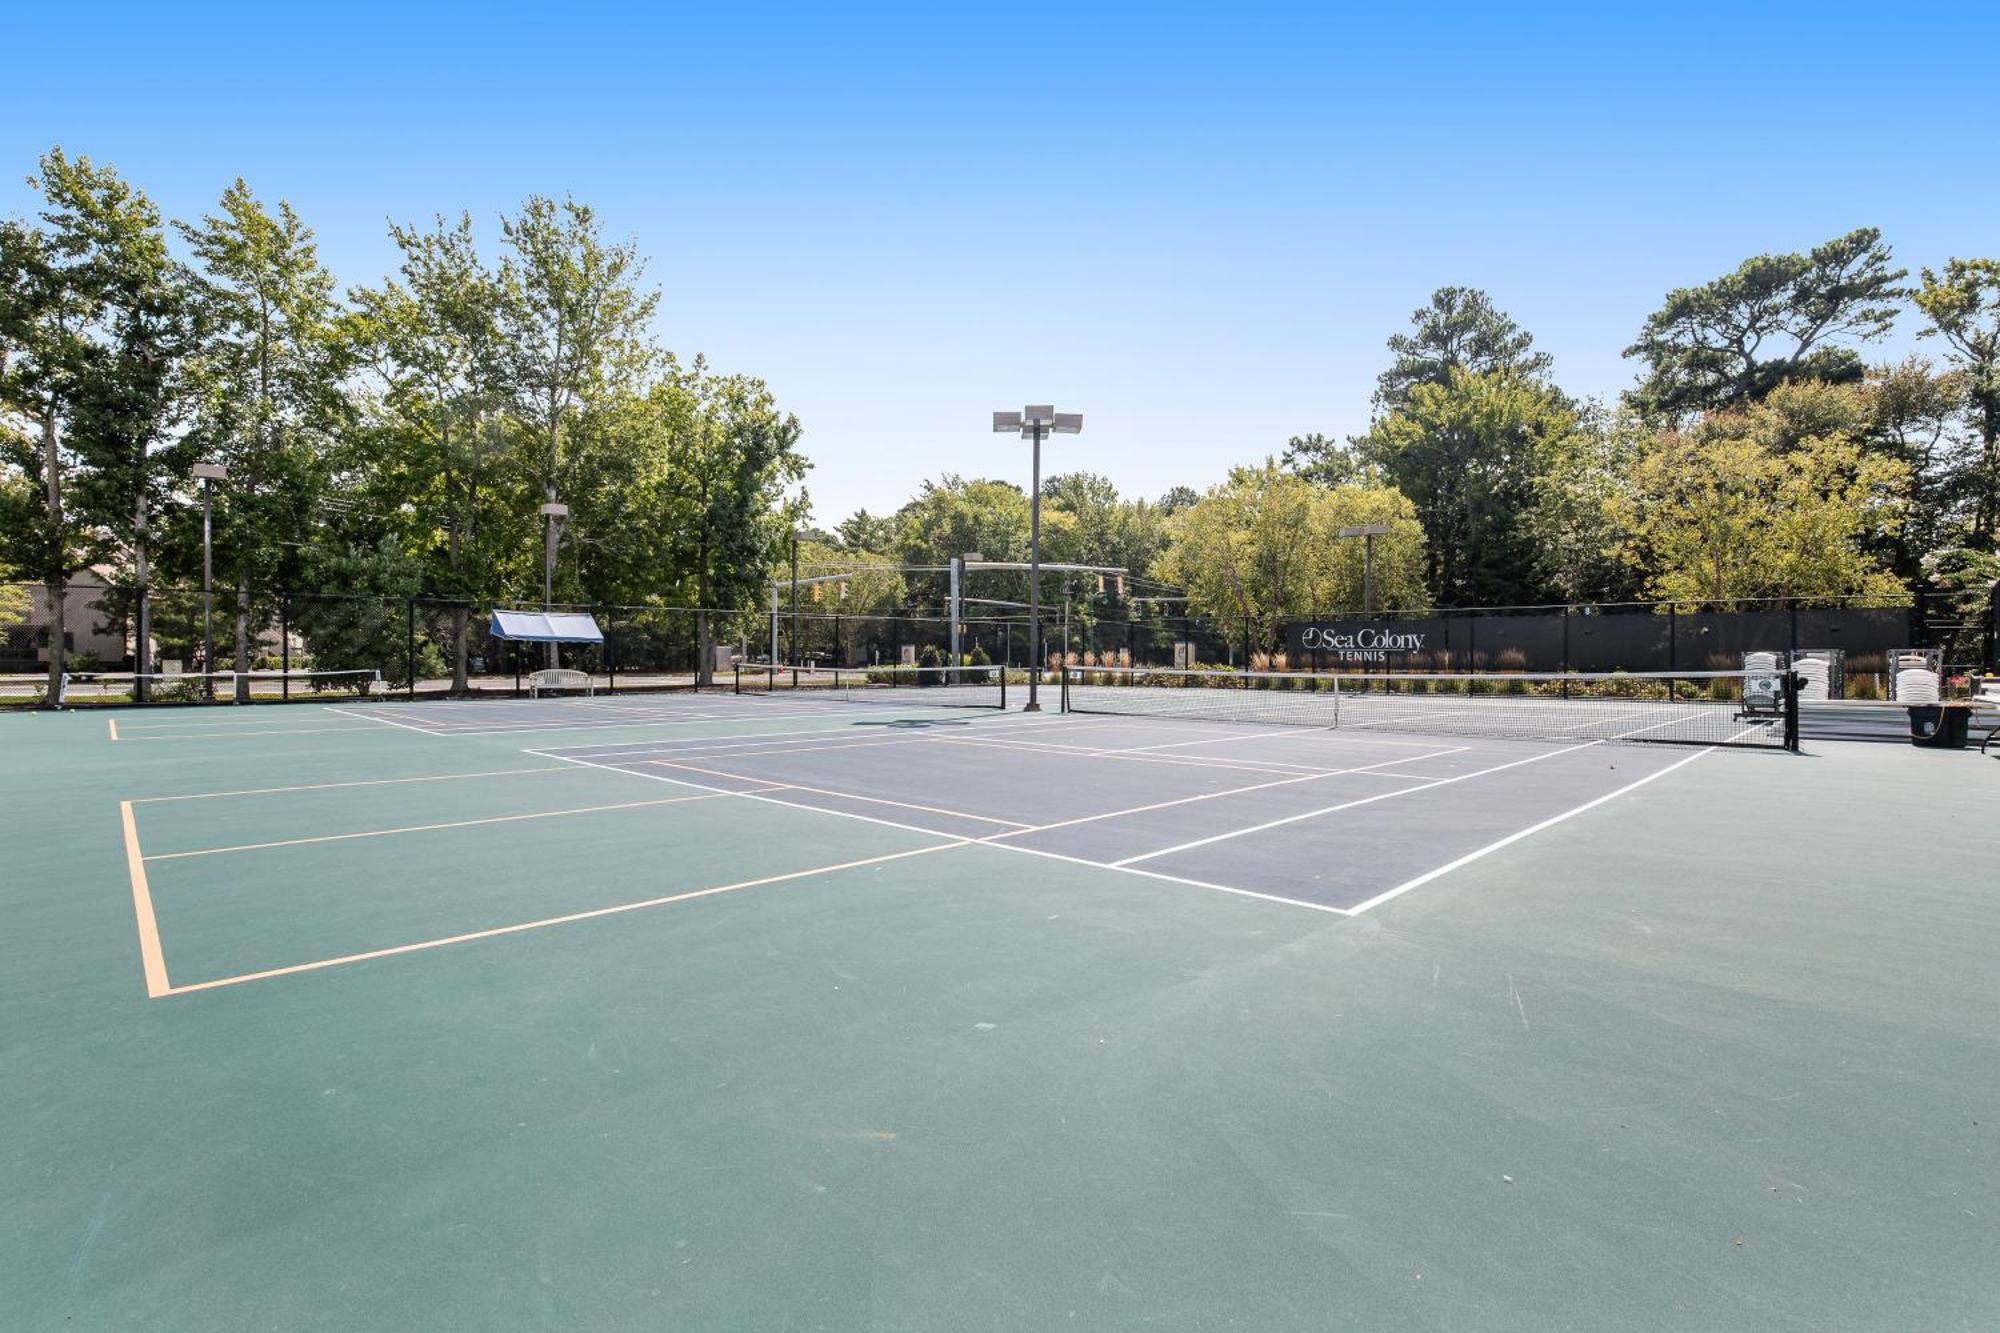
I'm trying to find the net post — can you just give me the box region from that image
[281,596,290,701]
[405,598,417,699]
[733,662,741,695]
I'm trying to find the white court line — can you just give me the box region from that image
[1342,747,1718,915]
[328,703,970,740]
[132,765,584,804]
[327,705,451,736]
[1090,725,1459,756]
[1066,708,1452,750]
[979,840,1353,917]
[107,717,118,742]
[540,709,1068,761]
[984,745,1463,841]
[160,840,968,997]
[521,746,1346,913]
[645,760,1032,828]
[1112,740,1604,867]
[926,731,1354,779]
[143,793,723,861]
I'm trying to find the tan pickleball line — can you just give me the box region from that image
[120,801,170,998]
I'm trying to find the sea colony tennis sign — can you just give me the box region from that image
[1285,622,1428,662]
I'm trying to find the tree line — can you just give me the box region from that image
[817,230,1999,656]
[6,145,1999,694]
[1,149,804,699]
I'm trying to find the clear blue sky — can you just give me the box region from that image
[7,1,1997,526]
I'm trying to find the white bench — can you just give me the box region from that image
[528,668,594,699]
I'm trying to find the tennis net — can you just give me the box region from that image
[734,664,1009,710]
[52,668,383,705]
[1062,666,1796,749]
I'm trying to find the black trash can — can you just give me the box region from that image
[1908,704,1971,748]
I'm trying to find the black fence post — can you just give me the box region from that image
[1561,605,1570,699]
[281,596,290,701]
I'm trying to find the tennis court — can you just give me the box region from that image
[5,676,1997,1329]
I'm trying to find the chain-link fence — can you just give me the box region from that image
[4,581,1994,707]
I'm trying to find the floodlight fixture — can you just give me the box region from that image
[192,462,229,482]
[990,404,1085,709]
[1336,523,1389,538]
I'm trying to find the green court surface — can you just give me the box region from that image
[2,696,1996,1330]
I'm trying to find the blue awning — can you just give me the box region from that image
[489,609,604,644]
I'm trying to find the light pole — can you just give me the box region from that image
[993,406,1082,710]
[539,501,567,668]
[193,462,228,698]
[1336,523,1390,613]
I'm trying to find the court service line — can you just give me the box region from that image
[645,760,1033,828]
[976,840,1353,917]
[326,705,451,736]
[541,710,1069,761]
[1113,740,1604,867]
[107,717,118,742]
[142,794,723,861]
[158,841,968,997]
[983,744,1466,841]
[546,726,980,764]
[120,801,171,998]
[1342,746,1718,916]
[525,747,1364,920]
[520,746,1378,921]
[132,765,585,804]
[924,731,1351,779]
[1089,726,1462,756]
[328,704,1002,741]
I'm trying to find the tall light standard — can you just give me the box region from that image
[539,501,567,668]
[193,462,228,698]
[992,405,1082,711]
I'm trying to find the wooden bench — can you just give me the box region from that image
[528,668,594,699]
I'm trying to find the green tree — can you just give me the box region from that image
[1282,432,1377,487]
[1613,394,1909,604]
[1356,368,1577,606]
[348,213,507,689]
[1863,359,1968,580]
[1373,286,1552,415]
[893,476,1043,568]
[0,149,190,702]
[1527,403,1646,605]
[641,359,806,684]
[177,179,348,694]
[834,509,898,553]
[1625,228,1905,421]
[1912,257,2000,540]
[495,195,659,660]
[1154,462,1425,652]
